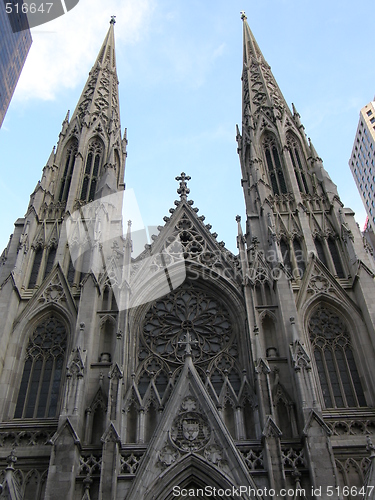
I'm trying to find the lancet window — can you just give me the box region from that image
[14,315,67,419]
[308,305,366,408]
[43,246,56,280]
[279,237,305,279]
[293,239,305,277]
[263,135,287,195]
[80,139,103,202]
[314,237,328,268]
[280,238,292,274]
[66,256,76,285]
[327,237,345,278]
[28,246,43,288]
[58,139,78,202]
[287,134,309,194]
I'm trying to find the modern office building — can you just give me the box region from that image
[0,15,375,499]
[349,100,375,230]
[0,1,32,127]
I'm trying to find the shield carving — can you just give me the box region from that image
[182,418,199,441]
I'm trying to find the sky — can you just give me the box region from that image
[1,0,374,255]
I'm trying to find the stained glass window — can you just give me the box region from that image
[80,140,103,202]
[309,305,366,408]
[263,135,288,195]
[14,315,67,419]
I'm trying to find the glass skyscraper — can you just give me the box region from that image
[0,1,32,127]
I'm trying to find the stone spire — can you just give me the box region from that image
[71,18,120,133]
[241,13,290,131]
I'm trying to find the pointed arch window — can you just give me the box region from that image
[58,140,78,202]
[14,315,67,419]
[28,246,43,288]
[293,239,305,277]
[328,236,345,278]
[263,135,287,195]
[67,256,76,285]
[287,134,309,194]
[309,305,366,408]
[43,246,56,280]
[280,238,292,273]
[80,139,103,202]
[314,237,328,268]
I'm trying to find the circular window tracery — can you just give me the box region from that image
[142,283,235,366]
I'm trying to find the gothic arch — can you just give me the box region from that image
[13,312,69,419]
[126,275,255,445]
[261,132,288,195]
[286,131,310,194]
[80,136,105,202]
[259,310,279,357]
[305,301,367,409]
[131,276,248,375]
[58,137,78,202]
[272,383,297,438]
[85,387,108,445]
[143,454,258,500]
[1,302,74,421]
[98,314,117,363]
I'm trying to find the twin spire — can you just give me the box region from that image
[71,17,120,131]
[241,11,290,130]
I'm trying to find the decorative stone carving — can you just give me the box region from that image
[240,448,264,471]
[158,445,179,467]
[204,443,224,467]
[38,274,67,304]
[327,419,375,436]
[306,271,336,297]
[282,447,306,469]
[78,454,102,476]
[170,410,211,452]
[120,452,144,474]
[0,429,55,447]
[142,282,236,367]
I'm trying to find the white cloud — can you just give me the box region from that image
[15,0,156,101]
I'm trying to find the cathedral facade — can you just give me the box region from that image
[0,14,375,500]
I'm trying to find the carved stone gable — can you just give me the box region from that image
[38,272,67,305]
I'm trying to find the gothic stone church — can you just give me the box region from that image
[0,14,375,500]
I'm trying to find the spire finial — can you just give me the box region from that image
[110,15,116,25]
[240,11,247,20]
[176,172,191,200]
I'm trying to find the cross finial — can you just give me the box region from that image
[240,11,247,20]
[178,331,198,357]
[110,15,116,25]
[175,172,191,200]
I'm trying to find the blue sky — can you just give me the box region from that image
[1,0,374,255]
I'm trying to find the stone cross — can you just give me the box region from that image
[178,331,198,356]
[240,11,247,20]
[110,15,116,25]
[176,172,191,201]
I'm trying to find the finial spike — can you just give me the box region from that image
[110,15,116,25]
[240,11,247,20]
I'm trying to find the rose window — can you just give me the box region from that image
[142,283,235,365]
